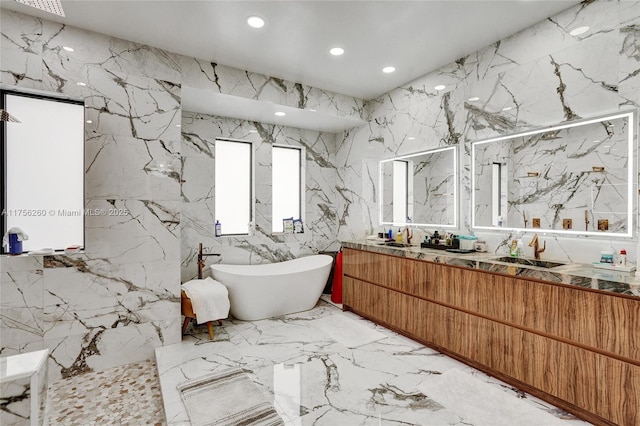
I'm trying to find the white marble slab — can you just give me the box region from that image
[336,0,640,266]
[308,313,385,348]
[418,368,569,426]
[156,302,587,426]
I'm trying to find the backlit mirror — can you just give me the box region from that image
[379,146,457,228]
[471,111,635,237]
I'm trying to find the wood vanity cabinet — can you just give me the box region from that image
[342,248,640,426]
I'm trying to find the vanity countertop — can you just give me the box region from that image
[342,240,640,299]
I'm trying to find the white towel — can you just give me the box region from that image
[181,277,230,324]
[2,226,29,247]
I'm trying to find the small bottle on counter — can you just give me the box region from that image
[619,249,627,266]
[510,240,518,257]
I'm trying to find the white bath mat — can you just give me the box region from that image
[310,314,386,348]
[418,368,567,425]
[177,368,283,426]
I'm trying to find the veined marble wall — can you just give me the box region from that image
[413,149,456,226]
[180,111,340,281]
[473,114,631,234]
[0,7,362,424]
[182,58,364,120]
[0,10,182,424]
[336,0,640,264]
[0,6,182,371]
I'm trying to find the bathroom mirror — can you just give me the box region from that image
[471,110,635,237]
[379,145,457,228]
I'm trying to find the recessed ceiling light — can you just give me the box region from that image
[247,16,265,28]
[249,130,258,133]
[329,47,344,56]
[502,106,513,111]
[85,120,92,124]
[382,66,396,74]
[569,26,590,36]
[62,46,74,52]
[76,82,86,86]
[468,96,480,102]
[275,111,286,117]
[308,109,316,112]
[407,137,416,140]
[175,124,181,128]
[434,84,446,91]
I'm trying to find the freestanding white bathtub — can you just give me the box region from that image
[210,254,333,321]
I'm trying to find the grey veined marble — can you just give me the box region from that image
[156,300,588,426]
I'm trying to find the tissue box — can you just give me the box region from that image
[457,235,478,250]
[460,239,476,250]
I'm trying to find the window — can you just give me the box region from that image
[1,90,85,253]
[272,145,303,233]
[214,138,253,235]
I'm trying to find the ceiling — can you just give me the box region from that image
[2,0,582,101]
[1,0,583,132]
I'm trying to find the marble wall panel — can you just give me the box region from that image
[413,151,456,226]
[0,8,182,401]
[619,8,640,109]
[180,57,365,120]
[82,67,181,140]
[85,134,180,201]
[40,19,181,83]
[83,199,180,263]
[43,317,178,382]
[41,258,178,339]
[336,0,640,265]
[0,49,42,89]
[0,270,44,348]
[180,111,337,281]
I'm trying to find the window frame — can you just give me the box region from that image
[213,137,255,236]
[1,89,85,254]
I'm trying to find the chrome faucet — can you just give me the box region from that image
[528,233,546,260]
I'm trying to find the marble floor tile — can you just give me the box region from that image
[157,300,591,426]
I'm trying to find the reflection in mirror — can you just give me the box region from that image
[380,146,457,228]
[472,111,635,237]
[492,162,508,226]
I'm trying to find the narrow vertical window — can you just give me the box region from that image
[214,139,253,235]
[272,146,302,233]
[1,91,85,253]
[392,160,408,224]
